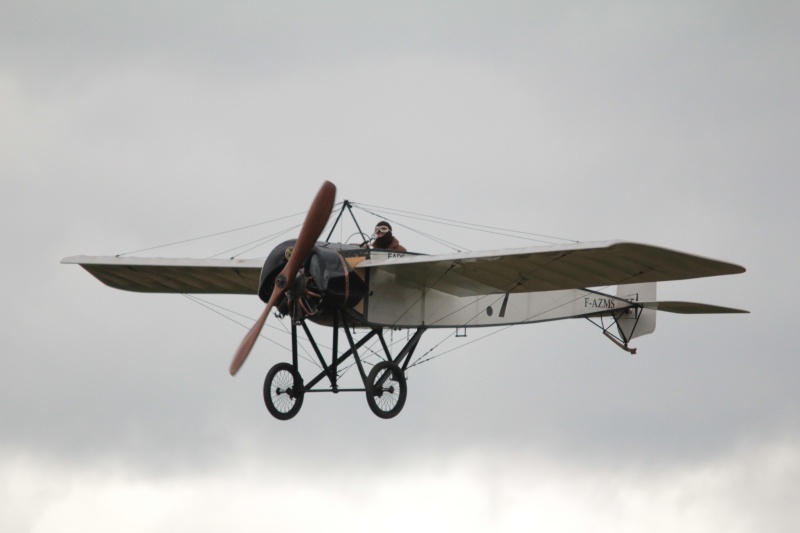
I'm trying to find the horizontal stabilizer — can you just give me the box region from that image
[640,301,749,314]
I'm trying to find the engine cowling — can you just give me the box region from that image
[258,240,367,312]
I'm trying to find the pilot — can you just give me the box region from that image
[370,221,407,252]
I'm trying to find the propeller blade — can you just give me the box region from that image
[228,181,336,376]
[229,302,273,376]
[281,180,337,284]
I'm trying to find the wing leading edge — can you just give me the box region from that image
[61,256,262,294]
[357,241,745,297]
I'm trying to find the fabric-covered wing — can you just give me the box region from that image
[61,256,262,294]
[357,241,745,297]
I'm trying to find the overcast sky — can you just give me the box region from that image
[2,1,799,532]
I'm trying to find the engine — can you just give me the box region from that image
[258,240,368,316]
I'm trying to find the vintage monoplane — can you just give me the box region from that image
[62,181,747,420]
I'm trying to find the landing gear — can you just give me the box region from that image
[264,362,304,420]
[261,310,425,421]
[366,361,407,419]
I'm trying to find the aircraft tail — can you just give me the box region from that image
[615,282,749,342]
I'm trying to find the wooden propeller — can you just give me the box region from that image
[229,181,336,376]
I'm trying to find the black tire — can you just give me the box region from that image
[264,362,304,420]
[366,361,407,419]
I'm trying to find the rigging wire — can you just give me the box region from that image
[270,312,324,370]
[407,291,596,369]
[211,223,302,260]
[408,290,603,369]
[182,294,326,368]
[353,204,467,252]
[115,206,341,258]
[334,333,386,378]
[353,201,579,246]
[181,295,291,354]
[183,292,399,376]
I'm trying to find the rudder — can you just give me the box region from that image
[616,282,657,341]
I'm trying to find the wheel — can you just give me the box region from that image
[366,361,407,419]
[264,362,304,420]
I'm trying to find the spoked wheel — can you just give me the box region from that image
[366,361,407,419]
[264,362,304,420]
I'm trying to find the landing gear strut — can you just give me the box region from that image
[262,309,425,420]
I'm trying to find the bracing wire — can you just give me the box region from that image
[182,294,326,368]
[181,295,291,354]
[211,223,302,259]
[353,204,468,252]
[353,202,579,246]
[116,209,316,257]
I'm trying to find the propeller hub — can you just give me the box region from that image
[275,273,288,290]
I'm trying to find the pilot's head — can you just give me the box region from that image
[375,221,392,237]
